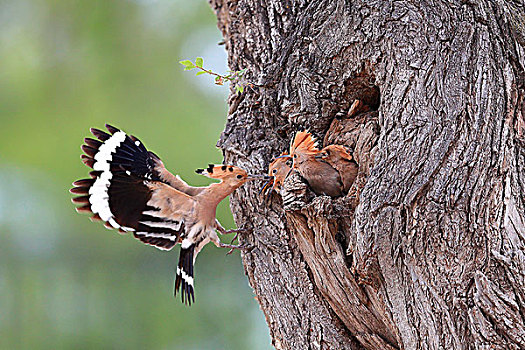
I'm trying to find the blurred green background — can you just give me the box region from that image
[0,0,271,349]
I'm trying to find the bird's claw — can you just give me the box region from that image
[228,227,254,244]
[219,242,250,255]
[230,232,240,245]
[219,227,253,254]
[223,228,249,235]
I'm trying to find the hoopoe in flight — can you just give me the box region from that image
[289,131,344,197]
[260,152,292,196]
[70,124,266,305]
[315,145,358,194]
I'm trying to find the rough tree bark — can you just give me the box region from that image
[208,1,525,349]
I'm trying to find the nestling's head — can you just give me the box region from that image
[315,145,354,164]
[269,155,292,191]
[261,153,292,194]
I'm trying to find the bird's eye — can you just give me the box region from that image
[272,169,277,174]
[236,174,243,179]
[293,154,297,158]
[326,150,330,155]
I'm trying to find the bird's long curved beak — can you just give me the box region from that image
[247,174,271,181]
[275,155,292,159]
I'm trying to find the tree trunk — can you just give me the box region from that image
[209,1,525,349]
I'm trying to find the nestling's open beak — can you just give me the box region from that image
[258,177,274,195]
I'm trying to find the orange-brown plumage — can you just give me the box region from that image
[316,145,358,194]
[290,131,344,197]
[261,152,292,195]
[70,124,265,305]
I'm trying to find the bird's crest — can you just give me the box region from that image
[195,164,248,180]
[290,131,319,155]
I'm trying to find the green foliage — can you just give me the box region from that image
[195,57,203,67]
[180,60,196,70]
[179,58,251,94]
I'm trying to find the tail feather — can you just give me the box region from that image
[175,245,195,305]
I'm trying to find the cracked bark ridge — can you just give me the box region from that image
[209,0,525,349]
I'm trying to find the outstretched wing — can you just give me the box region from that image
[71,124,194,250]
[86,123,202,194]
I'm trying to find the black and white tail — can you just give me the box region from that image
[70,124,184,251]
[175,245,195,305]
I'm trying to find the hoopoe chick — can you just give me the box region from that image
[315,145,358,194]
[260,152,292,196]
[70,124,265,305]
[290,131,344,197]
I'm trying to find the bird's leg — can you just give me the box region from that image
[211,228,252,255]
[227,227,254,247]
[228,232,239,245]
[223,228,249,234]
[219,242,251,255]
[214,220,250,245]
[215,219,248,235]
[218,227,248,245]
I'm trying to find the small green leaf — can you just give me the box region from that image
[195,57,203,67]
[236,85,244,93]
[215,76,221,82]
[196,71,206,76]
[184,66,195,71]
[179,60,195,68]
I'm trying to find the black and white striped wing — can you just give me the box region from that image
[71,124,192,250]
